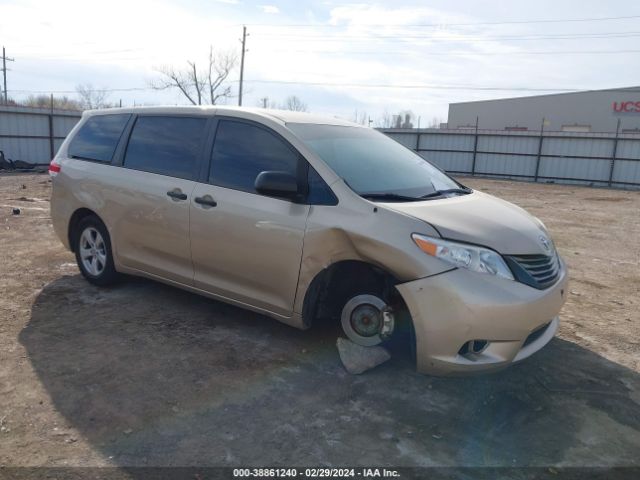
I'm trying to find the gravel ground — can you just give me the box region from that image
[0,173,638,472]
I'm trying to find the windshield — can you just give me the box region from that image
[288,123,462,198]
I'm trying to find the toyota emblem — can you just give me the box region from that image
[539,235,551,252]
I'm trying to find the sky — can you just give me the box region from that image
[1,0,640,125]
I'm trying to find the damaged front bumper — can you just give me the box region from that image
[396,262,568,376]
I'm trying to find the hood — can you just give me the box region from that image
[382,191,551,255]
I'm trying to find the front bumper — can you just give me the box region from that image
[396,261,568,376]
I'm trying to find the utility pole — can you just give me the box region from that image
[238,26,247,106]
[1,46,15,104]
[260,97,269,108]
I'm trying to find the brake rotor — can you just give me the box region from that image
[341,294,393,346]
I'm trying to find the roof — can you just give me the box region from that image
[84,105,361,127]
[449,85,640,106]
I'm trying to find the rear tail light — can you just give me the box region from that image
[49,158,61,177]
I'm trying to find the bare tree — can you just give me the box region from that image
[76,84,110,109]
[400,110,414,128]
[23,94,81,110]
[351,109,369,125]
[373,110,416,128]
[281,95,308,112]
[376,110,394,128]
[206,49,236,104]
[152,47,237,105]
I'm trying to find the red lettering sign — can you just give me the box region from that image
[612,101,640,113]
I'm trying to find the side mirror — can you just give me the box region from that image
[254,171,299,200]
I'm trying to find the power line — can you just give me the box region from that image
[12,83,640,94]
[13,39,640,65]
[254,48,640,56]
[9,87,151,94]
[245,14,640,28]
[253,31,640,42]
[242,80,640,92]
[14,31,640,63]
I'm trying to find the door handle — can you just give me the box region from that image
[167,189,188,201]
[194,195,217,208]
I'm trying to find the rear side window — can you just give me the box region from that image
[209,120,298,193]
[68,114,130,162]
[124,116,207,180]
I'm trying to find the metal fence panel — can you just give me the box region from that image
[612,159,640,185]
[1,137,51,163]
[53,115,81,138]
[0,105,81,164]
[617,139,640,160]
[477,135,539,155]
[419,132,474,151]
[538,156,611,182]
[386,132,418,149]
[53,138,66,154]
[541,136,614,158]
[2,108,640,189]
[0,112,49,136]
[419,151,473,172]
[381,128,640,189]
[475,153,537,177]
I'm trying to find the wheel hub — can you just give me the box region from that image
[79,227,106,277]
[350,304,382,338]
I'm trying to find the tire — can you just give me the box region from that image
[73,215,119,286]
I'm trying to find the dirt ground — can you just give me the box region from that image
[0,173,639,471]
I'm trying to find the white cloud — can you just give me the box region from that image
[1,1,636,121]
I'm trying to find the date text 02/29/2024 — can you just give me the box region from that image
[232,468,400,478]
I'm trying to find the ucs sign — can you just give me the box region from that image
[612,101,640,113]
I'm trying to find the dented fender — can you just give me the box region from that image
[293,183,452,316]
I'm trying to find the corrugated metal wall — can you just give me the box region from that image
[382,128,640,189]
[0,105,81,164]
[1,106,639,189]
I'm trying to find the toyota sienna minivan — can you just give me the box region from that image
[49,106,568,375]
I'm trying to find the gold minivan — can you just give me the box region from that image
[50,106,568,375]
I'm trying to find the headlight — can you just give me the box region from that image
[412,234,514,281]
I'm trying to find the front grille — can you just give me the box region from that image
[505,254,561,290]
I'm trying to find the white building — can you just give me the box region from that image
[448,86,640,133]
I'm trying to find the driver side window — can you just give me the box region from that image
[209,120,299,194]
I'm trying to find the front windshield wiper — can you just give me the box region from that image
[420,188,472,199]
[360,192,423,202]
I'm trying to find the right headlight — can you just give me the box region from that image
[412,234,514,281]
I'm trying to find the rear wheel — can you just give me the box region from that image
[73,216,118,286]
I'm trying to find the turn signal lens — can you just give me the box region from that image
[413,236,438,256]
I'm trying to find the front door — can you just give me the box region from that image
[190,119,309,316]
